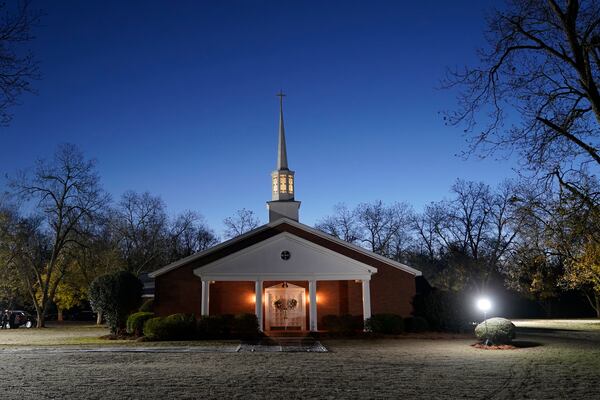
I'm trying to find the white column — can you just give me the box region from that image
[309,280,318,332]
[201,280,210,316]
[362,279,371,329]
[255,280,263,332]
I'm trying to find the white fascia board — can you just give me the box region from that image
[195,273,372,282]
[268,218,422,276]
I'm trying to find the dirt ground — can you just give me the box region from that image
[0,320,598,399]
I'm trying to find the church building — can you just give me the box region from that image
[150,94,421,333]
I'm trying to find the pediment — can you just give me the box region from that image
[193,232,376,281]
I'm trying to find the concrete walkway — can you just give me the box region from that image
[237,337,328,352]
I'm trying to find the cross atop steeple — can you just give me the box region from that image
[276,90,288,170]
[268,91,300,221]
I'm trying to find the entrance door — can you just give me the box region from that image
[264,283,306,332]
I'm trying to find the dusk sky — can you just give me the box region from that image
[0,0,511,233]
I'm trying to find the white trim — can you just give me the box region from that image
[193,232,376,281]
[362,279,371,326]
[309,280,317,332]
[201,280,210,316]
[197,273,372,281]
[255,280,263,332]
[150,218,421,278]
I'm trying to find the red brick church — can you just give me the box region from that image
[150,94,421,333]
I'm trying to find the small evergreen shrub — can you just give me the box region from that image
[89,271,143,334]
[143,313,196,341]
[126,312,154,336]
[139,299,154,313]
[475,317,516,344]
[321,314,363,335]
[197,315,231,339]
[232,313,260,339]
[143,317,167,341]
[404,316,429,333]
[366,314,404,334]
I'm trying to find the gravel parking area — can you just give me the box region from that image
[0,320,598,399]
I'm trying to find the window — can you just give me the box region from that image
[288,176,294,193]
[272,176,278,193]
[280,175,287,193]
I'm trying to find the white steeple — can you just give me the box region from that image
[267,91,301,222]
[277,92,288,170]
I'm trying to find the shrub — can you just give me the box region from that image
[139,299,154,313]
[412,289,473,333]
[366,314,404,334]
[89,271,143,334]
[404,316,429,333]
[475,317,516,344]
[321,314,363,335]
[143,313,196,341]
[197,315,230,339]
[126,312,154,336]
[232,313,260,339]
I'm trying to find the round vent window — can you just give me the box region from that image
[280,250,291,260]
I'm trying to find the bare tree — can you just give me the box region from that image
[8,144,108,327]
[168,210,218,259]
[111,191,168,275]
[0,1,42,126]
[445,0,600,210]
[315,203,361,244]
[223,208,260,239]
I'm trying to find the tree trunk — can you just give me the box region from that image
[96,311,103,325]
[36,312,45,328]
[57,308,63,322]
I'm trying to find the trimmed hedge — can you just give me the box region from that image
[404,316,429,333]
[196,314,260,339]
[143,313,196,341]
[366,314,404,334]
[321,314,363,335]
[232,313,260,339]
[126,312,154,336]
[475,317,516,344]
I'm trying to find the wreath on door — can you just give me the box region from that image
[273,298,298,311]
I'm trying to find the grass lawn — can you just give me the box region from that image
[513,318,600,331]
[0,321,235,348]
[0,319,598,399]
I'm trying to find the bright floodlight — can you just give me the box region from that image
[477,298,491,312]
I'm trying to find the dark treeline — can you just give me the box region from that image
[316,178,600,319]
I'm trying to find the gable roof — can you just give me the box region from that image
[149,218,422,278]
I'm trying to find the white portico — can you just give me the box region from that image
[194,231,375,332]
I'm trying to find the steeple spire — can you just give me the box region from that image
[276,90,288,170]
[267,90,301,222]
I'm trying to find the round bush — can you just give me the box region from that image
[197,315,227,339]
[475,317,516,344]
[404,316,429,333]
[126,312,154,336]
[366,314,404,334]
[321,314,363,335]
[143,313,196,341]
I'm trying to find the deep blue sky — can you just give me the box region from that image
[0,0,512,233]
